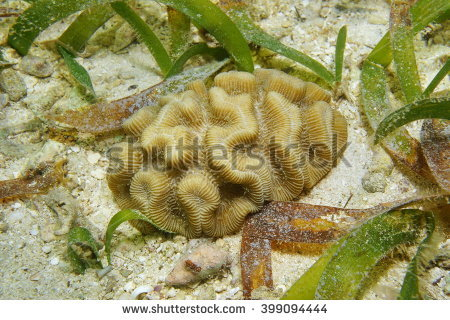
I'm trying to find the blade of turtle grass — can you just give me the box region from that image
[281,236,347,300]
[334,25,347,83]
[374,98,450,144]
[58,5,114,54]
[422,58,450,98]
[8,0,116,56]
[361,60,392,127]
[223,3,334,85]
[368,0,450,67]
[316,209,424,299]
[390,1,422,103]
[67,226,103,274]
[399,211,435,299]
[165,43,228,78]
[57,44,96,100]
[158,0,253,72]
[167,6,191,58]
[111,1,172,75]
[105,209,168,264]
[283,209,426,300]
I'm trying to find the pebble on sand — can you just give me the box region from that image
[0,222,8,233]
[19,55,53,78]
[0,69,27,101]
[41,245,52,254]
[0,93,8,109]
[91,168,105,180]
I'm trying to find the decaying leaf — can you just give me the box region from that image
[421,119,450,193]
[382,132,433,180]
[0,160,66,201]
[241,201,372,299]
[46,60,229,135]
[241,237,273,298]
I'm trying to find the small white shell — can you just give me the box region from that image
[131,286,152,300]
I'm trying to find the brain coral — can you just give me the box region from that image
[107,69,347,238]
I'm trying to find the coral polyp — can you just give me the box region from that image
[107,69,347,238]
